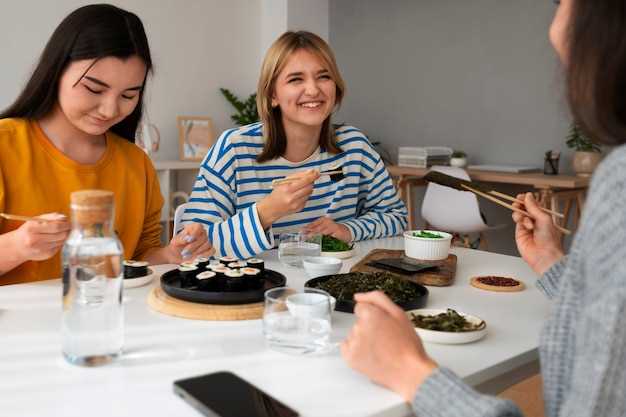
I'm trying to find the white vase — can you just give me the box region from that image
[450,157,467,168]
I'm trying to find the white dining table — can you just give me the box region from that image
[0,237,550,417]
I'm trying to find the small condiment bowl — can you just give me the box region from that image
[286,292,337,318]
[403,230,453,261]
[302,256,343,278]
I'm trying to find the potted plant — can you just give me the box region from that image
[219,88,259,126]
[566,123,602,176]
[450,150,468,168]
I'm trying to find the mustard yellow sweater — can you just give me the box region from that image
[0,118,163,285]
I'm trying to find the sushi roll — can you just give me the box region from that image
[123,260,149,279]
[225,269,245,291]
[242,267,262,289]
[219,256,238,265]
[196,271,217,291]
[211,266,231,289]
[178,265,199,288]
[194,256,211,270]
[228,261,247,269]
[246,258,265,272]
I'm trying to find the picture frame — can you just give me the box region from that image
[177,116,216,161]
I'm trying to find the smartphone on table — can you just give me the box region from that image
[173,371,299,417]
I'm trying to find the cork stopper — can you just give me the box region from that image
[71,190,114,207]
[70,189,114,227]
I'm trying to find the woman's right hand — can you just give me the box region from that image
[512,192,564,275]
[13,213,71,261]
[257,169,320,228]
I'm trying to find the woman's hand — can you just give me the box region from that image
[512,192,564,275]
[302,216,352,242]
[257,170,320,228]
[341,291,438,402]
[13,213,71,261]
[162,223,214,264]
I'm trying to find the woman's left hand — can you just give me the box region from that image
[341,291,438,402]
[165,223,214,263]
[302,216,352,242]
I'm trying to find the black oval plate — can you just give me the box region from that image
[161,269,286,305]
[305,274,429,313]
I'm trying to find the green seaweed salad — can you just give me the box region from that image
[410,309,485,332]
[309,271,421,304]
[412,231,443,239]
[322,235,353,252]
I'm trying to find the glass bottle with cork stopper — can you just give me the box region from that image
[61,189,124,366]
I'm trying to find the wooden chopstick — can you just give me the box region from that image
[0,213,56,223]
[460,184,571,235]
[488,190,564,219]
[271,170,343,187]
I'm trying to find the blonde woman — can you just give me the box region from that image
[185,31,407,258]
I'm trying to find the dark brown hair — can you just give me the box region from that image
[0,4,152,142]
[256,31,345,162]
[566,0,626,145]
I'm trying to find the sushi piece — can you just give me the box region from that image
[194,256,211,270]
[228,261,247,269]
[178,265,199,288]
[246,258,265,272]
[219,256,238,265]
[225,269,245,291]
[196,271,217,291]
[242,267,262,289]
[123,260,149,279]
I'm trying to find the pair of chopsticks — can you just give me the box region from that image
[0,213,56,223]
[423,172,571,235]
[271,170,344,187]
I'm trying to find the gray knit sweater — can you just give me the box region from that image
[412,145,626,417]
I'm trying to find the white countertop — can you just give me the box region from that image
[0,237,550,417]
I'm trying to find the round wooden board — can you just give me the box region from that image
[147,287,264,321]
[470,276,525,292]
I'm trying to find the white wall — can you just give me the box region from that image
[0,0,262,161]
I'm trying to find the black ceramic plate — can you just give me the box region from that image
[161,269,286,305]
[305,273,429,313]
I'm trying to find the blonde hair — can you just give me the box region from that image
[256,31,346,162]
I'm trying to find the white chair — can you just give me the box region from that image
[172,202,194,237]
[420,166,505,249]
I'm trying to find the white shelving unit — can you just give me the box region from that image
[154,160,201,241]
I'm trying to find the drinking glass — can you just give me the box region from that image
[263,287,332,355]
[278,232,321,268]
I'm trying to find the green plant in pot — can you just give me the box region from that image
[219,88,259,126]
[450,150,468,168]
[566,123,602,177]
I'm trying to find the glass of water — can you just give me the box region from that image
[278,232,321,268]
[263,287,333,355]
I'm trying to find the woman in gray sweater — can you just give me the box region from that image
[341,0,626,416]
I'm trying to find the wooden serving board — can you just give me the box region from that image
[350,249,456,286]
[147,287,264,321]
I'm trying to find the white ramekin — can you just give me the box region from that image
[403,230,453,261]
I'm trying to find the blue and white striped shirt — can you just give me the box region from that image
[182,123,408,259]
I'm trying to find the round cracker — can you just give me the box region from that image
[470,276,525,292]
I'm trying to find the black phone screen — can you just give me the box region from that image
[173,371,299,417]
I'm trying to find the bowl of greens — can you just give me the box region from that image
[403,230,452,260]
[320,235,355,259]
[305,271,428,313]
[407,308,487,344]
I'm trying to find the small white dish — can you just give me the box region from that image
[123,268,155,289]
[286,293,337,317]
[303,256,342,278]
[320,246,356,259]
[407,308,487,344]
[404,230,452,261]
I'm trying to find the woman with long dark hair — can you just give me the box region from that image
[0,4,212,285]
[342,1,626,416]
